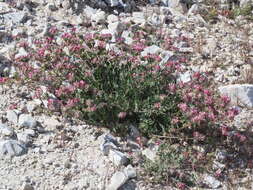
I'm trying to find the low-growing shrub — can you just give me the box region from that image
[14,27,235,137]
[12,26,250,188]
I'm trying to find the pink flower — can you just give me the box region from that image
[234,132,246,142]
[118,112,127,119]
[177,182,186,190]
[168,83,176,93]
[66,98,79,108]
[67,73,74,81]
[203,89,211,96]
[208,112,216,121]
[226,108,239,119]
[154,102,161,109]
[132,42,146,52]
[73,80,86,89]
[171,117,179,124]
[204,96,213,105]
[193,131,205,141]
[178,103,188,112]
[221,95,230,104]
[193,72,201,79]
[0,77,8,83]
[221,125,229,136]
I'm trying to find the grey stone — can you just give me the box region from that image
[20,182,34,190]
[101,141,118,156]
[219,84,253,108]
[126,140,141,150]
[18,114,37,128]
[109,149,129,166]
[0,140,27,157]
[6,110,19,124]
[0,123,14,136]
[0,31,12,43]
[105,0,120,7]
[129,125,140,140]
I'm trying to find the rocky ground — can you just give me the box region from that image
[0,0,253,189]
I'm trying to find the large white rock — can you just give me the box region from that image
[18,114,37,128]
[219,84,253,108]
[6,110,20,124]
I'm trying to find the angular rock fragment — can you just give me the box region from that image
[0,140,27,157]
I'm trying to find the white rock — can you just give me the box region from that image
[107,171,128,190]
[121,30,133,45]
[160,50,174,65]
[17,132,32,145]
[0,140,27,157]
[108,21,125,35]
[132,12,146,24]
[105,0,120,7]
[178,47,193,53]
[3,11,28,24]
[107,165,136,190]
[12,28,25,37]
[83,6,97,18]
[123,165,137,178]
[188,4,199,15]
[203,174,221,189]
[15,47,28,59]
[161,0,187,13]
[91,11,106,23]
[18,114,37,128]
[107,14,119,23]
[26,100,41,113]
[178,71,192,83]
[219,84,253,108]
[202,37,217,58]
[141,45,162,57]
[6,110,19,124]
[108,149,129,166]
[0,123,14,136]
